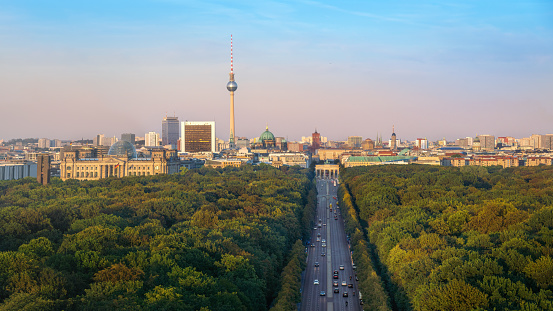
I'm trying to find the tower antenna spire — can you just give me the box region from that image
[226,34,238,148]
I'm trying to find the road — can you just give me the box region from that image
[300,178,362,311]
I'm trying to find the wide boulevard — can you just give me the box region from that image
[300,178,362,311]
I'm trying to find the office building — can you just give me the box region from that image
[347,136,363,148]
[478,135,495,151]
[121,133,135,144]
[162,116,180,147]
[38,138,50,149]
[180,121,216,153]
[145,132,160,147]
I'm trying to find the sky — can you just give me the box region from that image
[0,0,552,142]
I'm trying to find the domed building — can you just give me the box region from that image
[108,140,137,159]
[258,126,276,148]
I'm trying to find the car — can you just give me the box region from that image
[318,224,322,228]
[333,274,338,279]
[321,252,326,257]
[342,281,347,286]
[322,243,326,247]
[333,270,339,275]
[355,276,359,281]
[321,239,326,243]
[323,223,327,226]
[316,237,320,242]
[310,244,315,247]
[343,292,348,297]
[333,281,338,287]
[317,233,321,237]
[320,291,326,296]
[314,262,319,267]
[314,279,319,285]
[334,288,339,293]
[339,265,344,270]
[348,283,353,288]
[334,217,338,220]
[314,227,318,230]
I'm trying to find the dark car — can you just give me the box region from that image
[333,270,339,275]
[343,292,348,297]
[333,281,338,287]
[334,288,339,293]
[348,283,353,288]
[321,252,326,257]
[333,274,338,279]
[310,244,315,247]
[314,262,319,267]
[320,291,326,296]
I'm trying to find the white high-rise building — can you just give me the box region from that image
[38,138,50,149]
[145,132,160,147]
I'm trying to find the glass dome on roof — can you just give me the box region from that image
[108,140,137,158]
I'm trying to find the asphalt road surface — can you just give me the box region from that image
[300,178,362,311]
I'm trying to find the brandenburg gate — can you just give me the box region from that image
[315,164,339,179]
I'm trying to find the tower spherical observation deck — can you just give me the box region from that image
[227,81,237,92]
[108,140,137,159]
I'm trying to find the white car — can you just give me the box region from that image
[342,281,347,286]
[314,279,320,285]
[339,265,344,270]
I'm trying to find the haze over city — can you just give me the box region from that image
[1,0,552,141]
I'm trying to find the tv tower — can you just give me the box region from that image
[226,34,238,148]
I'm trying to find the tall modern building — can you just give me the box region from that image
[121,133,135,144]
[36,154,50,185]
[145,132,160,147]
[38,138,50,149]
[162,116,180,147]
[227,35,238,148]
[180,121,216,153]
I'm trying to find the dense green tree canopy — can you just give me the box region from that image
[0,165,313,310]
[341,165,553,311]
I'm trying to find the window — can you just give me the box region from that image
[76,172,80,177]
[95,172,98,177]
[67,173,71,178]
[66,166,71,170]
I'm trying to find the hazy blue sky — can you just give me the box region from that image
[1,0,552,141]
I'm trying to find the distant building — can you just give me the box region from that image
[162,116,180,147]
[145,132,160,147]
[256,126,276,149]
[478,135,495,151]
[60,143,179,181]
[390,126,397,150]
[415,138,428,150]
[312,130,321,150]
[121,133,135,144]
[347,136,363,148]
[36,154,50,185]
[180,121,216,153]
[361,139,375,150]
[38,138,50,149]
[0,162,37,181]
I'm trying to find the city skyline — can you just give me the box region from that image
[1,1,552,141]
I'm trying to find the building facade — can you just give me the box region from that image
[60,145,179,181]
[162,116,180,147]
[121,133,135,144]
[180,121,216,153]
[145,132,159,147]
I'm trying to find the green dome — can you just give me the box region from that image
[259,126,275,142]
